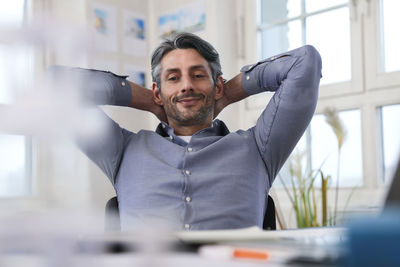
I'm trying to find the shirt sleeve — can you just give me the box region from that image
[46,65,132,106]
[241,45,322,185]
[46,66,134,183]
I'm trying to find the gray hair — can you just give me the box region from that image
[151,32,222,90]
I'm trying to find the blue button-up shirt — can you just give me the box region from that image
[49,45,321,231]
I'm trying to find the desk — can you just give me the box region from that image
[0,226,346,267]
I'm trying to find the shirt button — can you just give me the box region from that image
[185,170,191,175]
[187,147,193,152]
[185,196,191,202]
[162,124,166,129]
[169,136,173,140]
[184,224,190,230]
[121,81,126,86]
[246,75,250,80]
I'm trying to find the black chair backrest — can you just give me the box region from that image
[263,195,276,230]
[105,196,120,232]
[105,195,276,231]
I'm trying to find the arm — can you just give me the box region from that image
[47,66,166,121]
[46,66,165,182]
[235,45,322,184]
[128,81,166,122]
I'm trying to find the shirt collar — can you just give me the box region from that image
[155,119,230,139]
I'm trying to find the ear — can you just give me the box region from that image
[214,76,224,101]
[152,82,164,106]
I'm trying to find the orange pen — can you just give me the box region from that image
[233,248,269,260]
[199,245,269,261]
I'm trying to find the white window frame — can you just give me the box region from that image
[364,0,400,90]
[254,0,363,99]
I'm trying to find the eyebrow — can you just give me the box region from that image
[164,65,208,74]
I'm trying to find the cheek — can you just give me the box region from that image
[159,91,176,104]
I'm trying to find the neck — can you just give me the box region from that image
[169,119,212,136]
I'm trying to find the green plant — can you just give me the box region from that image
[279,108,348,228]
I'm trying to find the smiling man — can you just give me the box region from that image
[48,33,321,231]
[152,48,223,135]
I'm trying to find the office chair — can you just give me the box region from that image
[105,195,276,231]
[263,195,277,230]
[105,196,120,232]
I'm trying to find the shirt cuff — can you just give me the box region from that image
[240,48,304,95]
[101,71,132,107]
[240,63,261,96]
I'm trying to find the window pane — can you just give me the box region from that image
[0,0,26,104]
[0,46,32,104]
[306,0,348,13]
[259,20,302,59]
[0,0,25,27]
[311,110,363,187]
[0,0,31,198]
[0,134,30,197]
[381,0,400,73]
[380,104,400,183]
[260,0,301,24]
[306,7,351,85]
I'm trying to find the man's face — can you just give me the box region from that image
[153,48,223,127]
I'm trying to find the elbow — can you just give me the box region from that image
[302,45,322,80]
[289,45,322,92]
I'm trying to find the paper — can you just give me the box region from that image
[158,0,205,38]
[122,10,147,57]
[91,2,118,52]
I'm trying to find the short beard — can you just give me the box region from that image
[162,89,215,126]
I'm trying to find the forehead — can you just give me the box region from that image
[160,48,210,73]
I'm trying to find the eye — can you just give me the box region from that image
[194,73,205,79]
[167,75,178,81]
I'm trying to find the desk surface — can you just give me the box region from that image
[1,227,346,267]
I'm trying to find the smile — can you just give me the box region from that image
[177,97,202,107]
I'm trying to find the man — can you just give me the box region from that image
[49,33,321,231]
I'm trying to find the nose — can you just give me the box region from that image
[180,75,193,93]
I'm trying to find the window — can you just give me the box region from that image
[0,0,33,197]
[276,109,363,189]
[0,134,32,197]
[379,104,400,184]
[365,0,400,89]
[0,0,26,104]
[380,0,400,73]
[257,0,351,86]
[310,110,363,187]
[252,0,400,204]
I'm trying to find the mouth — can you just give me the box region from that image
[175,93,204,108]
[177,97,202,107]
